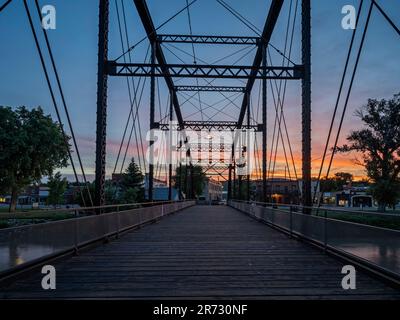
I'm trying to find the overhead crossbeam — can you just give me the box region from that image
[107,62,303,80]
[174,85,246,93]
[186,143,233,152]
[156,121,260,131]
[237,0,285,128]
[157,34,260,45]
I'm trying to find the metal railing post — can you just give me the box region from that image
[290,206,293,238]
[74,213,79,255]
[324,209,328,252]
[116,205,120,239]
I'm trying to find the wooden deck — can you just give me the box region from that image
[2,205,399,299]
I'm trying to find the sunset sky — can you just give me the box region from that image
[1,0,399,182]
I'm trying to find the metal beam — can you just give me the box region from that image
[174,85,246,93]
[107,62,302,80]
[237,0,285,128]
[301,0,312,209]
[156,121,260,132]
[157,34,260,45]
[262,43,267,203]
[186,143,232,153]
[133,0,184,127]
[95,0,109,208]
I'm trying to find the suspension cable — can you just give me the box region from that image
[372,0,400,36]
[114,0,142,173]
[34,0,93,206]
[23,0,87,206]
[317,1,374,207]
[215,0,296,65]
[0,0,12,13]
[185,0,204,121]
[121,0,147,172]
[115,0,199,61]
[313,0,364,203]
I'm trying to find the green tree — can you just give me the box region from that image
[173,165,206,198]
[0,106,70,212]
[338,93,400,211]
[119,158,144,203]
[47,172,68,207]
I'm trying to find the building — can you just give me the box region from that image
[253,178,300,204]
[335,185,373,208]
[0,185,50,208]
[198,178,223,202]
[252,179,320,204]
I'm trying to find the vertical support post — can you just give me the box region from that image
[228,165,232,201]
[168,91,173,201]
[301,0,312,210]
[290,205,293,238]
[178,145,183,200]
[238,175,242,201]
[184,149,188,199]
[190,163,194,200]
[148,41,156,202]
[324,209,328,252]
[246,92,251,202]
[95,0,109,209]
[232,142,236,200]
[262,43,268,204]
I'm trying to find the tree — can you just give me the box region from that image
[334,172,353,189]
[338,93,400,211]
[119,158,144,203]
[0,106,70,212]
[320,172,354,193]
[173,165,206,198]
[47,172,68,207]
[320,177,337,192]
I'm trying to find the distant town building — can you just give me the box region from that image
[143,174,182,201]
[253,178,301,204]
[198,178,223,202]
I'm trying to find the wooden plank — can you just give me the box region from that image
[2,205,399,299]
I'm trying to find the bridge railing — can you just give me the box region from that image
[0,200,195,278]
[229,200,400,282]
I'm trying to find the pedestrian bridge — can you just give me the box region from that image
[1,202,399,299]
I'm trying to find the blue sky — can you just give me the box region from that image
[0,0,399,181]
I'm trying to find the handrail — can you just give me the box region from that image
[230,199,400,218]
[2,199,193,215]
[0,200,196,280]
[229,200,400,285]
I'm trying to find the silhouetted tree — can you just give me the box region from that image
[173,165,206,198]
[119,158,144,203]
[338,93,400,211]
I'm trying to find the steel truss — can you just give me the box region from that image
[107,62,303,80]
[157,34,260,45]
[174,85,245,93]
[187,143,232,153]
[94,0,311,207]
[156,121,260,132]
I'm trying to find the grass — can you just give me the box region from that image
[314,210,400,231]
